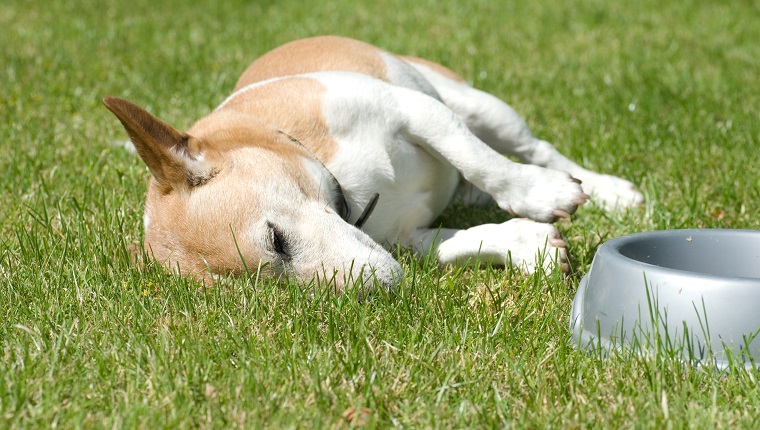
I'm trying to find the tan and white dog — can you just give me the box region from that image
[104,36,642,292]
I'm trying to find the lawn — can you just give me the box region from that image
[2,0,760,427]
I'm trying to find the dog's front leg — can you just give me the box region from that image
[403,67,643,210]
[408,219,569,274]
[389,87,588,223]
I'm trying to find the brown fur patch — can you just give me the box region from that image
[213,77,337,163]
[235,36,388,90]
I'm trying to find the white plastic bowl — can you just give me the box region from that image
[570,229,760,369]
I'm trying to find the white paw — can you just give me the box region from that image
[436,219,569,274]
[574,172,644,211]
[495,219,569,274]
[492,165,589,223]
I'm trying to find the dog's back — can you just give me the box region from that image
[234,36,444,99]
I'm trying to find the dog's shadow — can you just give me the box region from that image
[432,203,506,231]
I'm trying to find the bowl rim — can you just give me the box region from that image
[597,228,760,282]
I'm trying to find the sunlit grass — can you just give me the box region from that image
[2,0,760,427]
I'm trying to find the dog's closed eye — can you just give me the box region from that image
[331,181,351,221]
[267,221,291,262]
[334,192,351,221]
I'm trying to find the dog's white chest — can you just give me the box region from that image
[316,73,460,243]
[328,136,459,245]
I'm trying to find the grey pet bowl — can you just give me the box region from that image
[570,229,760,369]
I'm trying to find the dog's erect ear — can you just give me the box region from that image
[103,96,216,191]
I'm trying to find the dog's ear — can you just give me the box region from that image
[103,97,216,191]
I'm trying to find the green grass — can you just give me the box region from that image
[2,0,760,427]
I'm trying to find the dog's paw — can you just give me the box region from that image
[574,172,644,211]
[435,219,569,274]
[498,219,569,274]
[493,166,589,223]
[484,219,569,274]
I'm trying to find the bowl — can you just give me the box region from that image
[570,229,760,369]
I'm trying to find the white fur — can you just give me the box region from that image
[291,71,588,272]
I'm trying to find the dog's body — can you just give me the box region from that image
[104,36,642,291]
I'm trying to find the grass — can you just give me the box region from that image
[2,0,760,427]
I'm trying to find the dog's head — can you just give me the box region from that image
[103,97,402,293]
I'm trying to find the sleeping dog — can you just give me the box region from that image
[104,36,642,292]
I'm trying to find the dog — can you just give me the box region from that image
[104,36,642,292]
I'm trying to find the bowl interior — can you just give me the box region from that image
[617,231,760,279]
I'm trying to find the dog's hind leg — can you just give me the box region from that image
[408,219,569,274]
[401,59,643,210]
